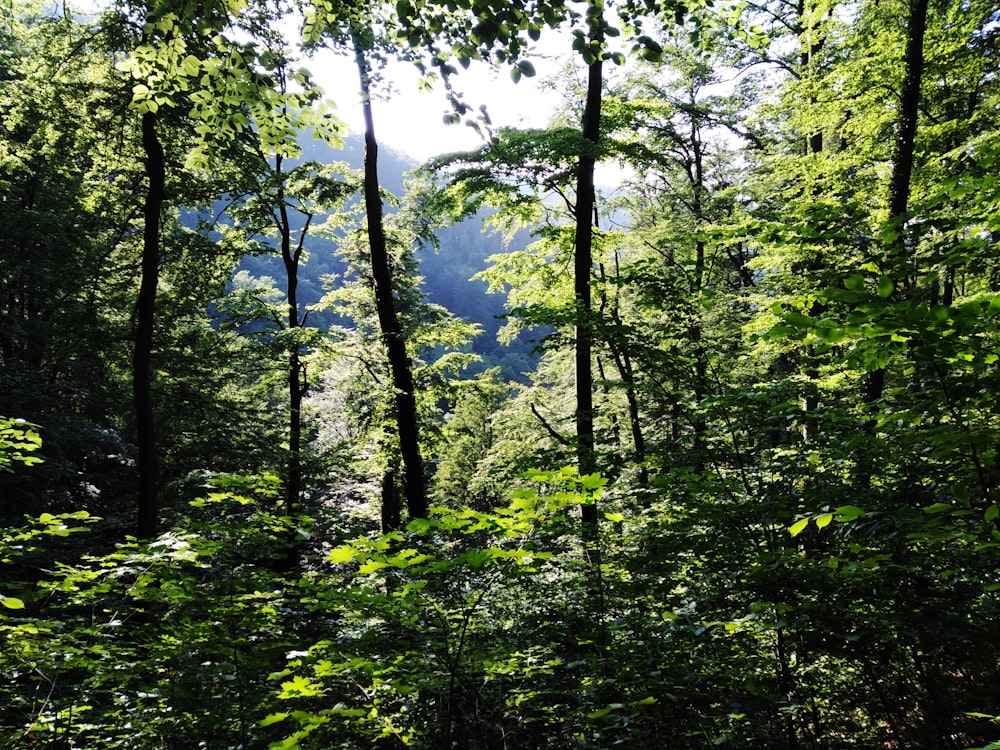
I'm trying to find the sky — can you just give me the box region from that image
[307,44,635,188]
[68,0,613,172]
[309,45,574,163]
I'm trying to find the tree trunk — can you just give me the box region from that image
[354,35,427,523]
[276,152,306,513]
[598,253,648,488]
[799,0,826,443]
[574,9,603,527]
[861,0,928,408]
[135,110,163,539]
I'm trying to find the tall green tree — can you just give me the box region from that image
[224,151,360,511]
[316,176,481,530]
[114,0,339,533]
[303,0,433,523]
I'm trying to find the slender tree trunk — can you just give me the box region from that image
[354,35,426,523]
[135,110,163,539]
[276,152,307,513]
[861,0,928,408]
[598,254,648,488]
[799,0,826,443]
[607,339,648,486]
[380,468,401,534]
[689,117,709,453]
[574,9,603,526]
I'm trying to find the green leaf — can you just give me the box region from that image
[789,518,809,537]
[784,312,813,328]
[279,675,323,698]
[877,277,894,298]
[844,273,865,291]
[834,505,865,521]
[516,60,536,78]
[259,712,289,727]
[587,703,624,720]
[1,596,25,610]
[814,513,833,529]
[327,545,356,564]
[406,517,433,534]
[579,473,607,491]
[923,502,952,514]
[986,505,999,523]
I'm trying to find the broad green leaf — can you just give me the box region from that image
[877,277,894,297]
[844,273,865,291]
[986,505,999,523]
[259,712,289,727]
[815,513,833,529]
[279,675,323,698]
[587,703,624,719]
[516,60,536,78]
[464,549,491,569]
[1,596,25,609]
[358,560,388,574]
[834,505,865,521]
[579,473,607,491]
[406,517,433,534]
[327,545,356,564]
[931,305,950,322]
[784,312,813,328]
[789,518,809,537]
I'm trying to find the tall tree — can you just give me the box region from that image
[302,1,434,523]
[573,0,604,525]
[859,0,928,410]
[0,3,147,516]
[114,0,338,532]
[134,110,165,537]
[354,30,428,523]
[224,150,359,511]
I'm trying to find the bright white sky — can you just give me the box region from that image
[71,0,610,169]
[308,44,635,188]
[309,46,573,162]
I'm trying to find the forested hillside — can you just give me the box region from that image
[2,0,1000,748]
[235,133,537,382]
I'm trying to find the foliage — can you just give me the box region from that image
[0,418,42,475]
[2,0,1000,747]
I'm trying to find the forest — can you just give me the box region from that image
[2,0,999,747]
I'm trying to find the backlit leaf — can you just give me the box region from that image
[789,518,809,537]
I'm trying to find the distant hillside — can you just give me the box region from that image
[234,133,540,382]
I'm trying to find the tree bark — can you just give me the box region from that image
[861,0,928,408]
[135,110,164,539]
[354,35,427,524]
[574,11,603,527]
[276,152,307,513]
